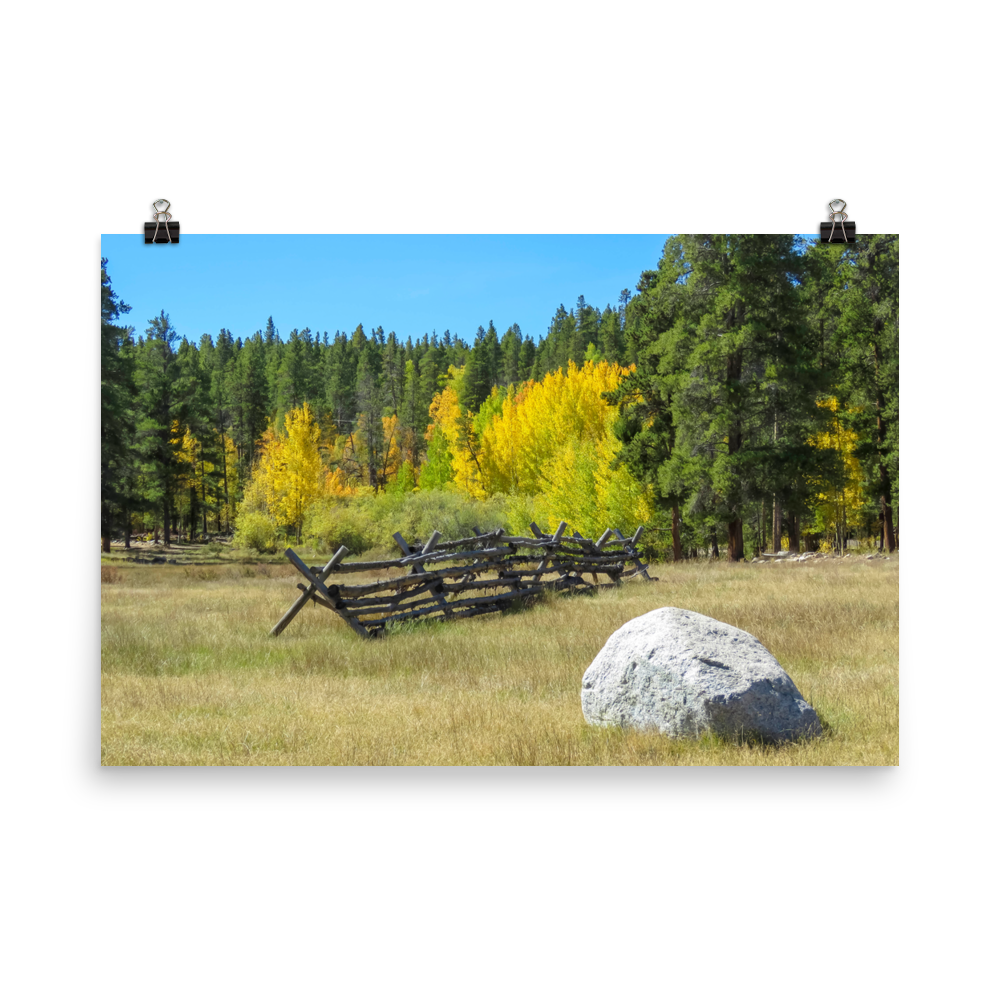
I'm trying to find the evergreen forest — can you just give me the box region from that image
[100,234,899,560]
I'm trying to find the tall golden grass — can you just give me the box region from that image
[101,557,898,765]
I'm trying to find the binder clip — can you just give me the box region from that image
[819,199,855,243]
[144,199,180,244]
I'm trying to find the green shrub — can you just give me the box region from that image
[302,502,374,556]
[302,488,516,556]
[233,511,278,553]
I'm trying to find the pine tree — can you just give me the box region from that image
[418,341,443,418]
[100,260,136,551]
[605,259,688,559]
[500,323,522,387]
[673,236,810,559]
[610,236,829,561]
[326,332,358,436]
[135,311,186,546]
[518,337,536,383]
[598,306,623,364]
[274,328,310,420]
[830,234,900,550]
[382,332,405,413]
[575,295,599,363]
[547,304,570,370]
[400,359,423,466]
[460,326,494,412]
[351,323,368,353]
[530,338,549,382]
[483,321,501,386]
[354,346,386,489]
[226,333,270,484]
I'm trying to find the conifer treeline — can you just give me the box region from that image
[609,235,899,558]
[100,264,629,549]
[100,234,899,559]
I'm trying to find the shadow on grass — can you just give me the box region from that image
[587,714,830,755]
[372,581,603,639]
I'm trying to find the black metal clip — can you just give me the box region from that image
[143,198,181,243]
[819,198,856,243]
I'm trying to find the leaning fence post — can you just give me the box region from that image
[270,545,349,636]
[614,527,651,580]
[284,549,371,639]
[394,529,452,618]
[530,520,566,584]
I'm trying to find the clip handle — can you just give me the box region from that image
[151,200,172,244]
[828,206,848,243]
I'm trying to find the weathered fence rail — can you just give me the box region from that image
[270,521,655,639]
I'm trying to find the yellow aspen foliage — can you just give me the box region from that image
[428,378,486,498]
[592,431,655,535]
[246,426,283,514]
[221,433,239,527]
[424,359,654,535]
[808,397,866,535]
[177,424,200,494]
[323,465,357,497]
[479,360,630,497]
[476,386,527,495]
[380,414,403,485]
[323,433,363,492]
[528,412,655,538]
[534,439,601,535]
[237,404,326,540]
[273,402,324,538]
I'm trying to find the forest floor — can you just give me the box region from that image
[100,552,898,766]
[101,538,288,567]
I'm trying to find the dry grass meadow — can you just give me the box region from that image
[100,552,898,766]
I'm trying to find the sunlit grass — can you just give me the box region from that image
[101,556,898,766]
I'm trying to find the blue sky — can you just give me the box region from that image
[99,234,675,346]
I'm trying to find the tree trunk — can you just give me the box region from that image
[123,509,131,550]
[200,454,207,537]
[873,334,896,553]
[710,529,719,559]
[727,518,744,562]
[163,496,172,548]
[220,430,228,533]
[881,494,896,553]
[771,405,781,553]
[101,503,112,552]
[789,512,800,553]
[671,504,683,562]
[761,497,770,553]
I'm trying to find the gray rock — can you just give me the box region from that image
[581,607,821,742]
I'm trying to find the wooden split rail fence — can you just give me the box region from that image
[270,521,655,639]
